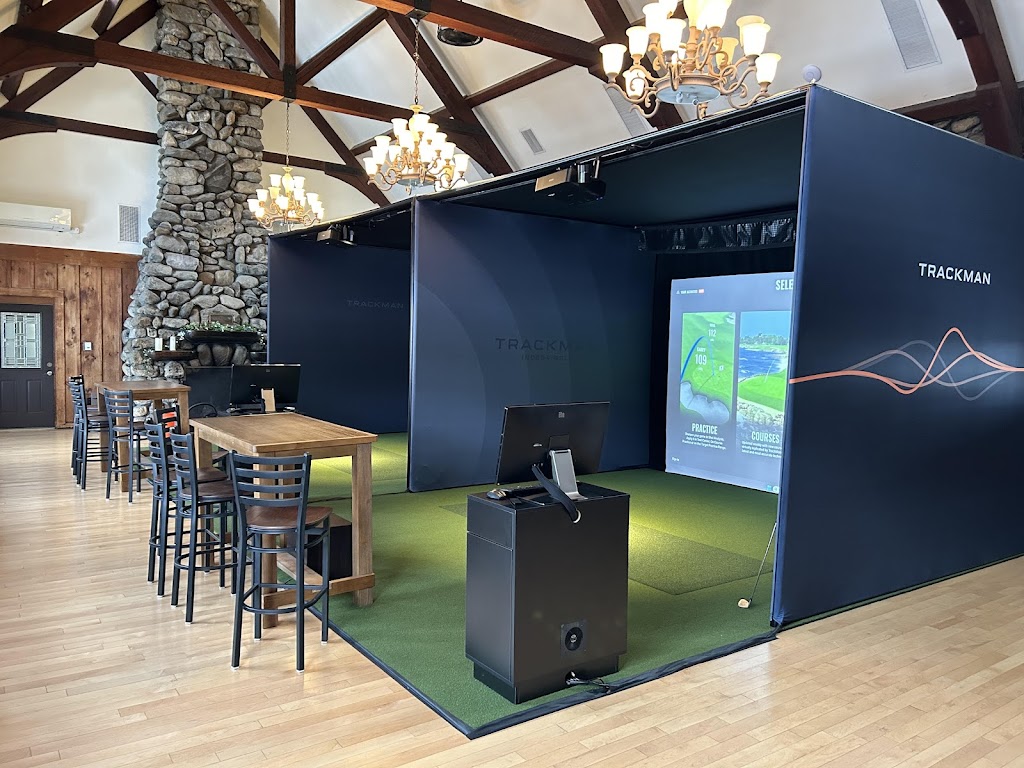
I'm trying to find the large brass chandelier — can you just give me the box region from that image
[248,101,324,232]
[364,20,470,192]
[599,0,780,119]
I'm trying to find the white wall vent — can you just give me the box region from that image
[880,0,941,70]
[607,88,657,137]
[0,201,73,232]
[520,128,546,155]
[118,205,141,243]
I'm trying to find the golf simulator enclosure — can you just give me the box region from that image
[269,86,1024,660]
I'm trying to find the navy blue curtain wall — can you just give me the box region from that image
[774,88,1024,625]
[408,201,654,491]
[268,238,410,434]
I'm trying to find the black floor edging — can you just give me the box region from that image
[312,605,777,740]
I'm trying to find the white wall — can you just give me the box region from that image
[0,62,159,254]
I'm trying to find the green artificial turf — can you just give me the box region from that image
[309,432,408,501]
[321,467,777,733]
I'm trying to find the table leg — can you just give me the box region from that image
[252,465,280,629]
[117,413,131,492]
[177,391,190,432]
[352,442,374,607]
[97,390,110,473]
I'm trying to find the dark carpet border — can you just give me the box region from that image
[313,605,777,740]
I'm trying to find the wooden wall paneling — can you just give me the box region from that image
[11,259,33,288]
[101,266,123,382]
[78,265,103,387]
[0,258,12,286]
[34,260,57,289]
[57,264,81,422]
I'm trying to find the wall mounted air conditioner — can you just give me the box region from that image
[0,201,75,232]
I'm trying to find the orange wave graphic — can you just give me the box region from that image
[789,327,1024,395]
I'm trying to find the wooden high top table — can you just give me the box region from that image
[190,412,377,625]
[96,379,191,492]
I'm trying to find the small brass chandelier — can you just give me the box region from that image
[248,101,324,232]
[599,0,781,119]
[364,19,470,192]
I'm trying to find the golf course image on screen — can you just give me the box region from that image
[737,311,791,462]
[680,312,735,425]
[665,273,794,492]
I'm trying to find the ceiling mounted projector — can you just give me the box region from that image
[534,160,605,204]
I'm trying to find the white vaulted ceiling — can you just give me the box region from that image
[1,0,1020,220]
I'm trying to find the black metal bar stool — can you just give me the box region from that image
[228,452,331,672]
[145,408,227,597]
[70,379,108,490]
[168,431,236,623]
[103,388,148,503]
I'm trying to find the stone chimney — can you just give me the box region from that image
[122,0,268,380]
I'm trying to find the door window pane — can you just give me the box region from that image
[1,312,42,369]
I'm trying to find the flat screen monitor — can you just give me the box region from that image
[229,364,301,409]
[495,401,609,486]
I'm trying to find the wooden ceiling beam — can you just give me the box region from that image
[296,9,387,85]
[936,0,1021,155]
[1,0,157,113]
[91,0,125,35]
[385,13,511,175]
[0,108,367,188]
[301,106,391,207]
[18,0,101,31]
[354,0,599,67]
[462,58,572,109]
[279,0,296,94]
[0,108,157,143]
[0,26,483,142]
[0,0,44,100]
[132,70,158,98]
[205,0,282,78]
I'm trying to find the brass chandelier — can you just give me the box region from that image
[248,101,325,232]
[364,20,470,192]
[599,0,780,119]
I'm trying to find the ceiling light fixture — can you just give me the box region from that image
[248,101,325,232]
[365,19,470,192]
[437,0,483,46]
[599,0,781,119]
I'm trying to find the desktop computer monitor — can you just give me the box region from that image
[229,364,301,410]
[495,401,609,486]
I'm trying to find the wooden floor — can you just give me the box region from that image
[3,429,1024,767]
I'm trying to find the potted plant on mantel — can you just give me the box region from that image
[177,322,264,346]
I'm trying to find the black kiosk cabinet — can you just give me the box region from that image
[465,484,629,703]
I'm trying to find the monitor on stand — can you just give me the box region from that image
[228,364,301,413]
[494,401,610,496]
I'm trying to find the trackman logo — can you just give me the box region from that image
[346,299,406,310]
[495,337,571,362]
[918,263,991,286]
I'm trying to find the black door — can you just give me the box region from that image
[0,303,56,429]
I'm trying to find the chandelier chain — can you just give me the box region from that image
[412,19,421,107]
[284,100,291,165]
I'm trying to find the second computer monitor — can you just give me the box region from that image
[495,401,609,486]
[229,364,301,409]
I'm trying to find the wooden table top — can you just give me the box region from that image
[191,413,377,454]
[96,379,190,396]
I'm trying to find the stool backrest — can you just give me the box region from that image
[144,420,172,493]
[69,378,87,417]
[104,389,135,421]
[168,431,201,502]
[228,453,313,530]
[154,404,182,438]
